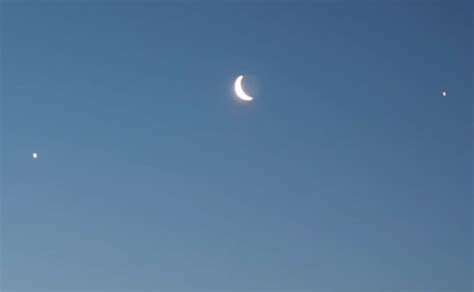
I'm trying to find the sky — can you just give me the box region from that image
[1,1,472,291]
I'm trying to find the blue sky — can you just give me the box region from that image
[1,1,472,291]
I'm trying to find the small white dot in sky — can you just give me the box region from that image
[32,152,38,159]
[442,91,447,96]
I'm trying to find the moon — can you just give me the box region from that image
[234,75,253,101]
[32,152,38,159]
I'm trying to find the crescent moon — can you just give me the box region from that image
[234,75,253,101]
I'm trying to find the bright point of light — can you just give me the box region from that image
[442,91,447,96]
[32,152,38,159]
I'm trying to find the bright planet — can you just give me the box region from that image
[234,75,254,101]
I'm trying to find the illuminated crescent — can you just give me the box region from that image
[234,75,253,101]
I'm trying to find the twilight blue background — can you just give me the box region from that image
[1,1,472,291]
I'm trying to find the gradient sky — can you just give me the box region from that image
[1,1,472,291]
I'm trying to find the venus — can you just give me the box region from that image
[234,75,254,101]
